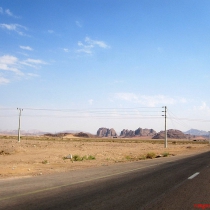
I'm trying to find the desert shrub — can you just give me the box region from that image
[42,160,48,164]
[86,155,96,160]
[125,155,138,161]
[138,155,146,160]
[82,155,88,160]
[146,152,156,159]
[125,155,132,160]
[162,152,170,157]
[72,155,83,161]
[82,155,95,160]
[72,155,96,161]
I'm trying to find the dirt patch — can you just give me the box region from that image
[0,137,209,179]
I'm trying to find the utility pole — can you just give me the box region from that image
[17,108,23,142]
[162,106,167,148]
[209,131,210,144]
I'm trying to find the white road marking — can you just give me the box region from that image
[188,172,200,180]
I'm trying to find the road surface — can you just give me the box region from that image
[0,151,209,210]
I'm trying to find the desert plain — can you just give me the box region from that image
[0,134,209,179]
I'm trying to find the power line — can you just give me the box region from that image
[21,106,162,111]
[167,109,191,131]
[0,106,163,119]
[19,115,163,119]
[1,106,210,123]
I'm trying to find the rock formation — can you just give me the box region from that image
[97,127,117,137]
[120,127,156,137]
[152,129,187,139]
[120,129,135,137]
[135,127,156,136]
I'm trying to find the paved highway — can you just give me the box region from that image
[0,151,209,210]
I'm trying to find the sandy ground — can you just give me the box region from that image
[0,136,209,179]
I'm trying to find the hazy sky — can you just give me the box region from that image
[1,0,210,134]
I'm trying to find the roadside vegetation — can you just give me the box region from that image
[63,154,96,161]
[162,152,170,157]
[41,160,49,164]
[125,151,173,162]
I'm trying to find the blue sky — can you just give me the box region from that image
[1,0,210,134]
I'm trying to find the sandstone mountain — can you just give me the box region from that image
[97,127,117,137]
[120,127,156,137]
[135,128,156,136]
[152,129,187,139]
[120,129,135,137]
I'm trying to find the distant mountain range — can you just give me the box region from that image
[184,129,209,136]
[0,129,82,135]
[1,128,209,137]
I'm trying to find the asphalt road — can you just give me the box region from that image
[0,150,209,210]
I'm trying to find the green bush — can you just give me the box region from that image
[72,155,96,161]
[86,155,96,160]
[72,155,83,161]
